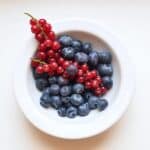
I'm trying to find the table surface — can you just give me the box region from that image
[0,0,150,149]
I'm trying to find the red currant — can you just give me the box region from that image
[35,33,44,43]
[38,43,46,51]
[36,65,44,74]
[73,62,79,68]
[52,41,61,50]
[43,23,51,33]
[54,52,60,59]
[96,76,102,83]
[91,80,99,88]
[50,62,58,70]
[81,64,88,72]
[63,71,69,78]
[57,66,64,74]
[48,31,55,40]
[101,86,107,94]
[31,60,39,67]
[44,39,52,48]
[91,70,97,78]
[95,88,102,96]
[48,70,54,76]
[63,61,70,69]
[48,58,56,63]
[77,76,84,83]
[30,18,36,25]
[38,19,46,26]
[31,25,40,34]
[58,57,64,65]
[77,69,84,76]
[47,50,54,57]
[43,64,50,72]
[85,72,93,80]
[37,52,46,60]
[85,82,92,89]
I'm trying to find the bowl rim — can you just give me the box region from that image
[13,19,135,139]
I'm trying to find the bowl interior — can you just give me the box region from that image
[27,30,121,123]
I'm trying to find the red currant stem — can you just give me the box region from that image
[24,12,48,39]
[31,58,46,65]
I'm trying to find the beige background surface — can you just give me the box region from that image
[0,0,150,149]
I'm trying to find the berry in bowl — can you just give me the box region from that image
[13,13,134,139]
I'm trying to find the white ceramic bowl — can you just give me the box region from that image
[13,19,135,139]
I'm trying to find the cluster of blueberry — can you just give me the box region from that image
[26,13,113,118]
[34,72,108,118]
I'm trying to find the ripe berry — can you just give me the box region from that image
[38,18,46,26]
[37,52,46,60]
[101,86,107,94]
[85,72,93,80]
[43,23,51,33]
[95,88,102,96]
[63,72,69,79]
[48,58,56,63]
[57,66,64,74]
[47,50,54,57]
[50,62,58,70]
[77,69,84,76]
[43,64,50,72]
[77,76,84,83]
[30,18,36,25]
[54,52,60,59]
[44,39,52,48]
[85,82,91,89]
[96,76,102,83]
[91,70,97,78]
[38,43,46,51]
[31,25,40,34]
[35,33,44,43]
[48,70,54,76]
[58,57,64,65]
[31,60,39,67]
[48,31,55,40]
[63,61,70,69]
[52,41,61,50]
[91,80,99,88]
[36,65,44,74]
[73,62,79,68]
[81,64,88,72]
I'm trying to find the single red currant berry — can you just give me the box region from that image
[101,86,107,94]
[38,43,46,51]
[52,41,61,50]
[73,62,79,68]
[38,18,47,26]
[63,71,69,78]
[63,61,70,69]
[48,31,55,40]
[50,62,58,70]
[31,60,39,68]
[48,58,56,63]
[91,80,99,88]
[57,66,64,74]
[58,57,64,65]
[54,52,60,59]
[91,70,97,78]
[31,25,40,34]
[35,33,44,43]
[96,76,102,83]
[30,18,36,25]
[77,69,84,76]
[36,65,44,74]
[85,82,92,89]
[85,72,93,80]
[48,70,54,76]
[43,64,50,72]
[77,76,84,83]
[37,52,46,60]
[81,64,88,72]
[44,39,52,48]
[43,23,52,33]
[95,88,102,96]
[47,50,54,57]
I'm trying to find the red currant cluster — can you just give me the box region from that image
[26,13,106,96]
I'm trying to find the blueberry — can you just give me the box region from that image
[71,40,82,52]
[102,76,113,89]
[58,107,66,117]
[83,92,93,100]
[88,96,99,109]
[61,96,71,103]
[78,103,90,116]
[66,106,77,118]
[35,78,49,91]
[63,102,72,108]
[72,83,84,94]
[88,51,99,67]
[97,99,108,111]
[33,69,48,79]
[50,96,62,109]
[75,52,88,64]
[40,93,51,108]
[48,76,57,84]
[82,42,92,54]
[70,94,84,106]
[98,51,112,64]
[43,87,51,95]
[57,76,69,85]
[61,47,75,59]
[49,84,60,95]
[98,64,113,76]
[66,65,78,76]
[60,86,72,96]
[58,35,73,47]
